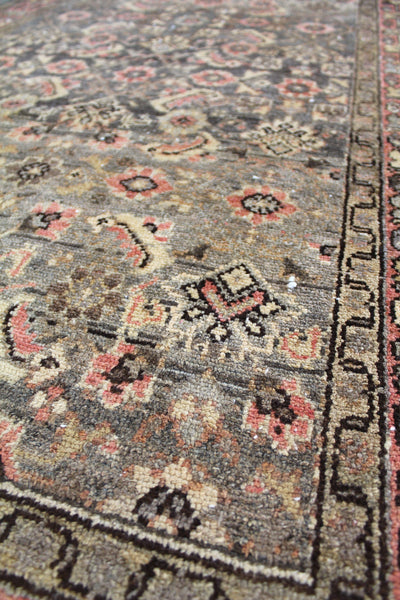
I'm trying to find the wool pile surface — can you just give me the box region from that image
[0,0,398,598]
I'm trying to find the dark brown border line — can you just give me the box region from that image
[310,0,360,588]
[312,0,390,597]
[0,487,313,594]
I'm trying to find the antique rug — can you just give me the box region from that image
[0,0,399,598]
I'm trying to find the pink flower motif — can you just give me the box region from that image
[106,167,172,199]
[1,98,27,110]
[170,114,198,128]
[221,41,257,56]
[281,326,321,360]
[89,131,130,151]
[227,185,296,226]
[296,22,334,34]
[9,122,44,141]
[2,98,27,110]
[46,59,87,74]
[191,69,237,87]
[30,202,78,240]
[85,342,154,410]
[276,78,321,98]
[246,380,315,453]
[114,66,155,83]
[59,10,92,21]
[101,439,118,454]
[0,55,15,69]
[82,32,117,47]
[239,17,270,27]
[268,393,315,452]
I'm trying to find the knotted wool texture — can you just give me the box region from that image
[0,0,399,598]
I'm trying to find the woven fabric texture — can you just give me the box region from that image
[0,0,398,598]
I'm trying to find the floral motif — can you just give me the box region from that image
[115,66,155,83]
[296,22,335,34]
[82,30,117,47]
[145,133,218,162]
[46,266,124,322]
[59,10,92,21]
[253,119,324,156]
[17,161,50,182]
[59,99,132,132]
[9,123,51,142]
[248,0,278,12]
[227,185,296,225]
[106,167,172,199]
[276,77,321,98]
[238,17,270,27]
[281,326,322,361]
[46,59,87,74]
[29,386,67,422]
[85,342,156,409]
[21,202,78,240]
[89,131,130,150]
[0,56,15,69]
[221,41,257,56]
[159,109,207,134]
[191,69,237,87]
[51,413,119,460]
[244,379,315,454]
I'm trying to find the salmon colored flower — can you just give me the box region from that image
[46,59,87,74]
[28,202,78,240]
[0,55,15,69]
[191,69,237,87]
[115,66,155,83]
[59,10,92,21]
[276,77,321,98]
[82,31,117,47]
[89,131,130,151]
[106,167,172,199]
[221,41,257,56]
[227,185,296,225]
[296,22,334,34]
[245,380,315,454]
[85,342,155,410]
[9,122,47,141]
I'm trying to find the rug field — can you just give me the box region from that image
[0,0,398,598]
